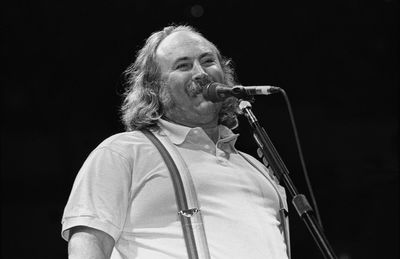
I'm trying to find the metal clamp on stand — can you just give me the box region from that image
[239,100,337,259]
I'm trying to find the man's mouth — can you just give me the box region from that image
[186,82,205,97]
[186,77,213,98]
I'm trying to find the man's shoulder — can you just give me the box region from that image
[100,130,147,145]
[95,130,155,157]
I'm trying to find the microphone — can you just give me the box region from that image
[202,82,281,102]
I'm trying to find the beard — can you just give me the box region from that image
[185,81,203,97]
[185,75,213,97]
[159,76,212,110]
[158,77,239,128]
[159,80,176,112]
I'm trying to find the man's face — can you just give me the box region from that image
[155,30,225,128]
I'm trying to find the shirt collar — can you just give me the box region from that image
[158,119,239,152]
[158,119,192,145]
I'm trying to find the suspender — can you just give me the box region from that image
[141,129,211,259]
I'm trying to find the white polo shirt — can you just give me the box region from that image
[61,119,289,259]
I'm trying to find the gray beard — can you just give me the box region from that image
[186,76,213,97]
[159,76,221,122]
[185,81,204,97]
[159,81,176,112]
[159,77,212,108]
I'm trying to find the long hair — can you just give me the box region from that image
[121,25,240,131]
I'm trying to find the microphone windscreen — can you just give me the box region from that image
[202,83,221,102]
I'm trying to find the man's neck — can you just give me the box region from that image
[201,126,219,144]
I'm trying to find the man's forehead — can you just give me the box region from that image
[156,31,216,60]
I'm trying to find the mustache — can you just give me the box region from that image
[186,76,213,97]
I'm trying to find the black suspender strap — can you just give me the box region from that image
[141,129,201,259]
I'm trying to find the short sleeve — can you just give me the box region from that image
[61,147,132,242]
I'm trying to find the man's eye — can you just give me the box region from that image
[176,63,191,70]
[202,59,215,66]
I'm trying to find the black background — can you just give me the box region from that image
[1,0,398,258]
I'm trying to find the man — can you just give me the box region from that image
[62,25,290,259]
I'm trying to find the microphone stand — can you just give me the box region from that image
[239,100,337,259]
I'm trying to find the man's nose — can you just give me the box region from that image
[192,61,207,81]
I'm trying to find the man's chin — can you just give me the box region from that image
[197,100,222,114]
[194,93,217,104]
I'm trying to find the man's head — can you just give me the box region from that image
[121,25,239,131]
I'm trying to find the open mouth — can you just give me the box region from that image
[186,82,205,97]
[187,77,213,97]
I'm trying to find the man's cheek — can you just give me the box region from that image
[210,69,224,83]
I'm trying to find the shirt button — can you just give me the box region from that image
[204,144,210,149]
[217,158,228,166]
[193,129,199,134]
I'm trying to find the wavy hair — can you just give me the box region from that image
[121,25,240,131]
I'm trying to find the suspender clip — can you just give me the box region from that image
[178,208,200,217]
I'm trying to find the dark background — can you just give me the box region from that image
[1,0,398,258]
